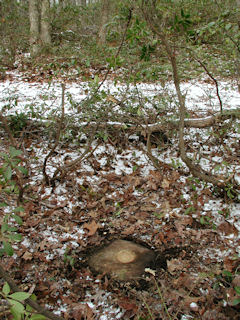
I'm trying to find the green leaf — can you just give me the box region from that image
[9,147,22,158]
[3,241,14,256]
[2,282,11,296]
[18,166,28,175]
[132,165,138,172]
[225,23,232,31]
[26,303,33,312]
[223,270,232,276]
[1,222,9,233]
[12,213,23,225]
[3,166,12,180]
[8,299,25,313]
[8,226,18,232]
[10,306,22,320]
[9,233,22,242]
[0,202,8,207]
[30,314,46,320]
[234,286,240,295]
[208,21,215,28]
[30,293,37,301]
[137,107,142,116]
[14,206,25,213]
[232,298,240,306]
[9,292,31,301]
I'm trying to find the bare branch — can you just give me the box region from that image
[42,83,65,185]
[194,57,223,113]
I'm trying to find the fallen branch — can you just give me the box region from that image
[69,108,240,136]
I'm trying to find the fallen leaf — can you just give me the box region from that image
[118,298,138,312]
[83,220,99,236]
[72,303,94,320]
[218,221,238,236]
[22,251,33,261]
[167,258,185,274]
[161,178,170,189]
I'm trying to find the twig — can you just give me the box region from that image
[42,83,65,185]
[194,58,223,113]
[50,126,99,184]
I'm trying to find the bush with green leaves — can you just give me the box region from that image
[1,283,46,320]
[0,147,27,255]
[0,146,27,195]
[0,147,46,319]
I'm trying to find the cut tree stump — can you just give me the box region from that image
[88,239,155,280]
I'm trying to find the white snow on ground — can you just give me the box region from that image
[1,72,239,118]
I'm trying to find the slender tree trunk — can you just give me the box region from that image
[40,0,51,45]
[29,0,40,56]
[97,0,109,46]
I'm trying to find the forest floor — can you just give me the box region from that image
[0,68,240,320]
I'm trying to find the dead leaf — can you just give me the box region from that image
[83,220,99,236]
[161,178,170,189]
[122,226,136,235]
[118,298,138,312]
[22,251,33,261]
[72,304,94,320]
[173,273,197,290]
[175,216,193,237]
[232,275,240,287]
[167,258,185,274]
[218,221,238,236]
[223,256,240,272]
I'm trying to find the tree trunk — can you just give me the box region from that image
[29,0,40,56]
[97,0,109,46]
[40,0,51,45]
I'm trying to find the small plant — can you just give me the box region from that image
[0,147,28,255]
[63,248,75,267]
[1,282,46,320]
[0,203,23,257]
[8,113,29,136]
[233,286,240,306]
[220,270,240,306]
[200,214,216,229]
[0,146,27,203]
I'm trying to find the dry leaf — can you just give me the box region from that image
[83,220,99,236]
[22,251,33,261]
[218,221,238,236]
[167,258,184,274]
[161,178,170,189]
